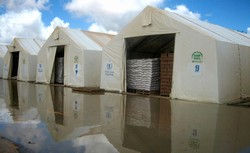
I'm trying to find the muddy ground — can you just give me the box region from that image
[0,136,19,153]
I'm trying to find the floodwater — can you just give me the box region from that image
[0,79,250,153]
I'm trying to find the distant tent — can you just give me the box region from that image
[3,38,45,81]
[36,26,114,87]
[0,45,8,78]
[100,6,250,103]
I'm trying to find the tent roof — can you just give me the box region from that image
[169,11,250,46]
[119,6,250,47]
[58,27,114,50]
[9,38,45,55]
[0,45,8,57]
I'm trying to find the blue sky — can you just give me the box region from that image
[0,0,249,44]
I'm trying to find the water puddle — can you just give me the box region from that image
[0,79,250,153]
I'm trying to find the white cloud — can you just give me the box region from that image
[165,4,201,20]
[41,17,70,38]
[0,9,69,44]
[1,0,49,11]
[88,23,117,35]
[247,27,250,34]
[65,0,163,33]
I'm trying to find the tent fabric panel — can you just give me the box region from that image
[0,45,8,78]
[46,46,57,83]
[16,38,45,55]
[0,57,4,78]
[216,41,241,103]
[83,31,114,47]
[171,31,219,103]
[3,52,11,79]
[63,45,85,87]
[17,52,28,81]
[36,46,57,84]
[36,45,49,83]
[63,28,102,50]
[0,45,7,77]
[100,38,125,91]
[164,7,250,46]
[83,50,102,87]
[0,45,8,57]
[28,55,38,81]
[239,45,250,97]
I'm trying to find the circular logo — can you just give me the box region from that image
[106,62,113,70]
[74,56,79,63]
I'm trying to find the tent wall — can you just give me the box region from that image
[101,37,125,91]
[171,30,219,103]
[3,52,11,79]
[18,52,28,81]
[84,50,102,87]
[216,41,241,102]
[0,46,8,78]
[239,45,250,97]
[0,57,4,78]
[63,44,85,87]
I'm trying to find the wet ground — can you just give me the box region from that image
[0,79,250,153]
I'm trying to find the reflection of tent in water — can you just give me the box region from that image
[72,134,119,153]
[99,93,129,152]
[37,85,102,141]
[35,83,55,124]
[3,38,45,81]
[123,96,171,153]
[0,79,4,97]
[0,45,8,78]
[3,80,39,121]
[36,26,114,87]
[171,99,250,153]
[101,6,250,103]
[3,80,20,119]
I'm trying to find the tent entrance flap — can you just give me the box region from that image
[125,34,175,96]
[10,51,20,78]
[51,46,65,84]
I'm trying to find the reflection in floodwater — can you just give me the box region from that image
[51,86,64,125]
[123,96,171,153]
[1,79,250,153]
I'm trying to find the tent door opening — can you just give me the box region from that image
[125,34,175,96]
[10,51,20,79]
[51,46,65,84]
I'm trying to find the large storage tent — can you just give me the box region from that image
[3,38,45,81]
[0,45,8,78]
[100,6,250,103]
[36,27,114,87]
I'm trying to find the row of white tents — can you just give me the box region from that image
[0,27,114,88]
[0,6,250,103]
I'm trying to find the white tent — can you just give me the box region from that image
[36,27,114,87]
[100,6,250,103]
[0,45,8,78]
[3,38,45,81]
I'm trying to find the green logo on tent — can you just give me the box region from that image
[192,52,203,63]
[74,56,79,63]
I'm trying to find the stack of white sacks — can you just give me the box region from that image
[55,57,64,84]
[127,58,160,91]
